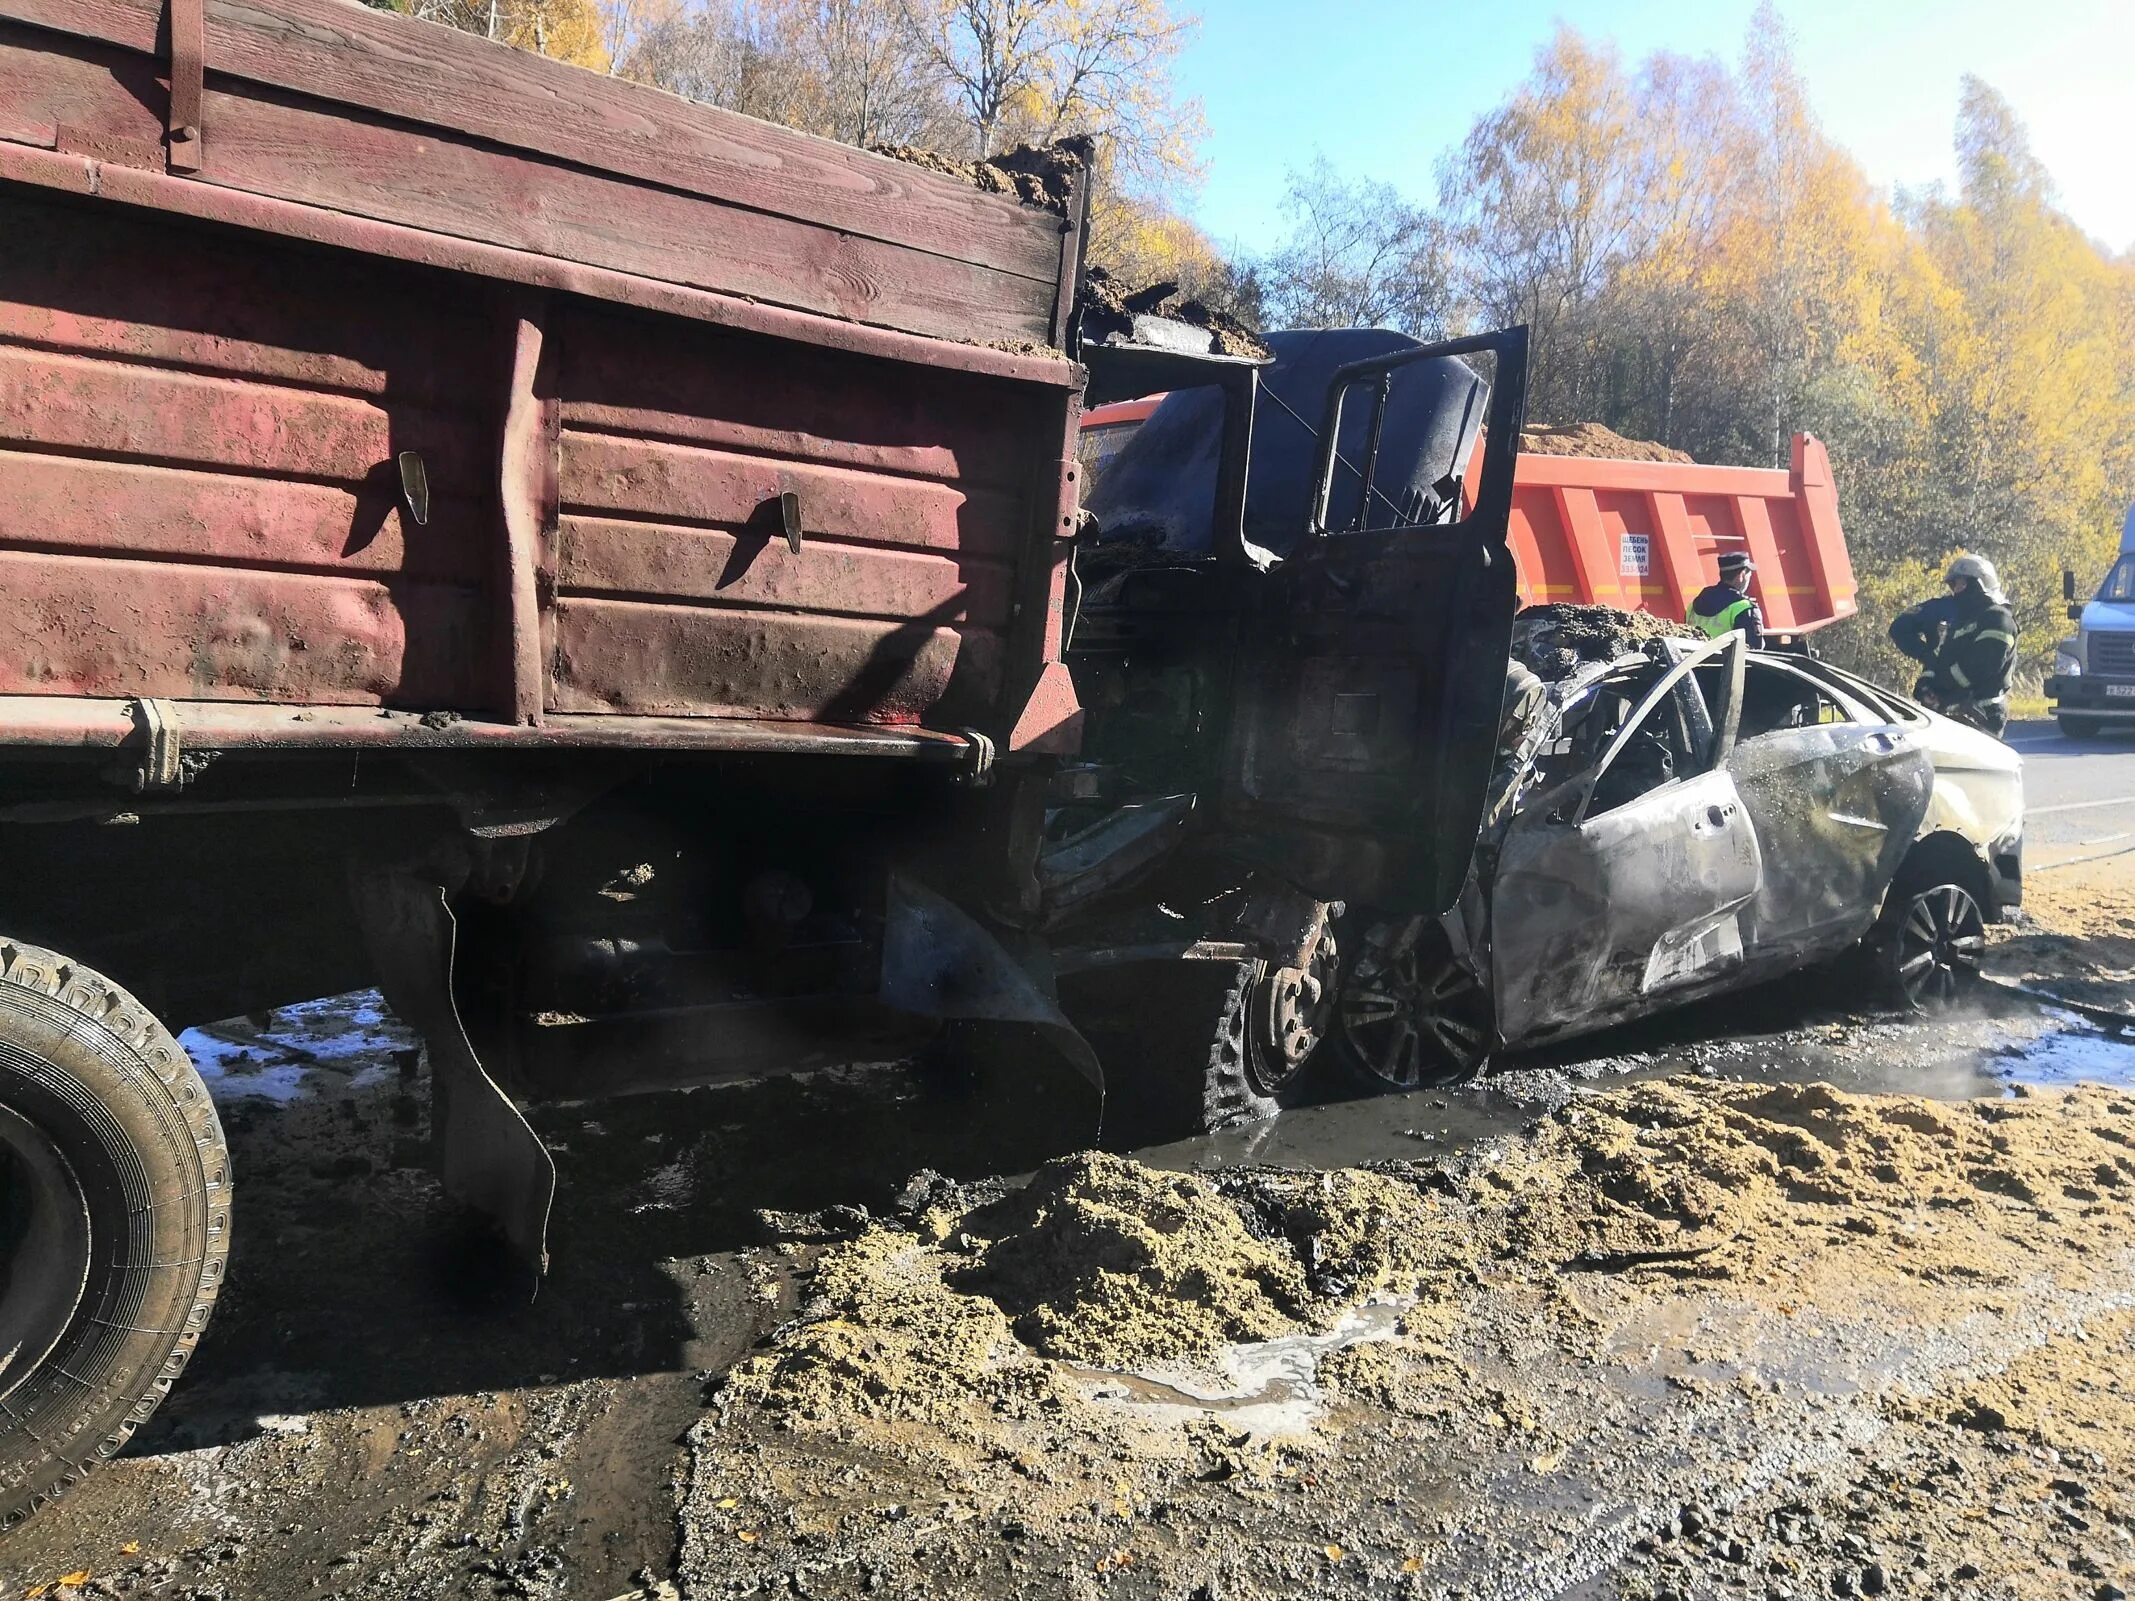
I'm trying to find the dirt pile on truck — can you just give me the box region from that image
[870,140,1087,213]
[1519,421,1694,463]
[1077,266,1272,359]
[1512,601,1698,680]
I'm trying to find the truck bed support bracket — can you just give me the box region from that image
[349,870,556,1281]
[165,0,205,173]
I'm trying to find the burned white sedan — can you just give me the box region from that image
[1334,635,2025,1088]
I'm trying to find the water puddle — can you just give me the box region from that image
[183,990,417,1105]
[1067,1300,1407,1435]
[1992,1010,2135,1089]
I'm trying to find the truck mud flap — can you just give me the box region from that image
[880,874,1103,1091]
[349,872,556,1278]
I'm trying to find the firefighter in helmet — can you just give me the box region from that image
[1687,552,1764,648]
[1888,554,2018,735]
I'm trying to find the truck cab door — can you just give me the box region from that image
[1490,637,1762,1043]
[1218,327,1530,915]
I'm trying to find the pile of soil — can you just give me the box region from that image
[675,1076,2135,1596]
[871,140,1086,214]
[1990,864,2135,1015]
[1520,421,1694,464]
[1078,266,1273,360]
[1512,601,1697,680]
[953,1155,1449,1368]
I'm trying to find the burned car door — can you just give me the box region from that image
[1491,638,1762,1043]
[1218,327,1531,916]
[1717,659,1935,956]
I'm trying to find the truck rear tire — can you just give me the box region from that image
[0,940,228,1530]
[1073,944,1337,1139]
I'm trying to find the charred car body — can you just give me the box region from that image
[1334,637,2024,1087]
[0,4,1527,1525]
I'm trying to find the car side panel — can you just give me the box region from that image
[1492,766,1762,1043]
[1725,726,1935,954]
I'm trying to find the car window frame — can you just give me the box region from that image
[1566,636,1744,826]
[1733,657,1859,740]
[1795,660,1925,726]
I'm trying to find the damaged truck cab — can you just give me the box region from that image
[1045,325,1529,1124]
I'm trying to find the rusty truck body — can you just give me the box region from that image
[0,0,1528,1527]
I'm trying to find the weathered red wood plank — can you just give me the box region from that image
[0,141,1079,390]
[557,307,1046,491]
[191,82,1050,348]
[0,549,484,704]
[0,188,503,403]
[0,21,163,153]
[557,433,1022,559]
[547,598,1001,724]
[0,342,490,488]
[0,0,1063,284]
[0,451,483,582]
[555,516,1011,625]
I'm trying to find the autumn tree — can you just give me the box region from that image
[1256,159,1448,336]
[388,0,611,67]
[901,0,1200,184]
[1435,27,1656,422]
[1899,78,2135,660]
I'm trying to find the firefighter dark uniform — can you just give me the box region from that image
[1889,556,2018,734]
[1687,552,1764,648]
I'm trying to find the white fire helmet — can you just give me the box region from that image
[1945,553,2006,604]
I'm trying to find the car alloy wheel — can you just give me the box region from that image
[1335,920,1493,1090]
[1890,883,1986,1010]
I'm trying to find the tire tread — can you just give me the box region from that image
[0,939,228,1530]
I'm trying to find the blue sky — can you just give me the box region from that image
[1173,0,2133,258]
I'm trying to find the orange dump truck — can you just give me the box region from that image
[1495,429,1854,635]
[1081,392,1856,634]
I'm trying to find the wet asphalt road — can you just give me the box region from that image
[2005,716,2135,874]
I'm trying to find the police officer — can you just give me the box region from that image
[1687,552,1764,648]
[1888,554,2018,734]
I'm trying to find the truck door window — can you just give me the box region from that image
[2100,556,2135,603]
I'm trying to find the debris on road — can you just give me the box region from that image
[679,1077,2135,1597]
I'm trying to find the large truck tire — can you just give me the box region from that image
[2058,714,2102,740]
[0,940,228,1530]
[1074,947,1336,1139]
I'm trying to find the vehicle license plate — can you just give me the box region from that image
[2107,684,2135,698]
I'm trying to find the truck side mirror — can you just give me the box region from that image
[2069,602,2086,621]
[2063,568,2077,602]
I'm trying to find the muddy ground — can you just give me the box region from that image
[6,856,2135,1600]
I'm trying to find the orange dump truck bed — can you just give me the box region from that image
[1480,431,1855,633]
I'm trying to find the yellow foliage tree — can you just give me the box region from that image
[1417,8,2135,681]
[391,0,612,69]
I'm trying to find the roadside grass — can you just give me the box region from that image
[2008,690,2050,720]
